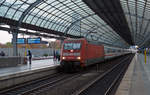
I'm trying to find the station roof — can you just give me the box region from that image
[0,0,149,48]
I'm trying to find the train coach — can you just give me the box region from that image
[60,38,130,72]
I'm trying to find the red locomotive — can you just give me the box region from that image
[60,38,130,71]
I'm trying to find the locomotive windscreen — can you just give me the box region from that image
[64,43,81,50]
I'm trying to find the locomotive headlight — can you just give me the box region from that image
[77,57,81,60]
[62,57,66,60]
[70,49,74,52]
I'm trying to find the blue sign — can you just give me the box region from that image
[27,38,41,44]
[17,38,25,44]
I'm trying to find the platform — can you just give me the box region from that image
[0,58,59,77]
[115,53,150,95]
[0,58,59,90]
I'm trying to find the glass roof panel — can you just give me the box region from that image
[0,5,9,16]
[13,11,22,20]
[0,0,132,47]
[120,0,150,47]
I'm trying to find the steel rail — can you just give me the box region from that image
[72,54,132,95]
[0,72,62,94]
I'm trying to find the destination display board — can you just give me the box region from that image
[27,38,41,44]
[17,38,25,44]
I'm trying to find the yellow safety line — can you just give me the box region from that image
[144,49,147,64]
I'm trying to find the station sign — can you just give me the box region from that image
[17,38,25,44]
[27,38,41,44]
[17,38,41,44]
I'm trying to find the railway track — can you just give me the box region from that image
[0,72,83,95]
[0,54,134,95]
[74,54,134,95]
[0,72,65,95]
[21,73,82,95]
[30,54,133,95]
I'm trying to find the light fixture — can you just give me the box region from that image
[62,57,66,60]
[70,50,74,52]
[77,57,81,60]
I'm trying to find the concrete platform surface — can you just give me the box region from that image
[0,58,59,90]
[115,53,150,95]
[0,59,59,77]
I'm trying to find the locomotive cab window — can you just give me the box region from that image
[64,43,81,50]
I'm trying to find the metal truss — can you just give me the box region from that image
[0,0,134,48]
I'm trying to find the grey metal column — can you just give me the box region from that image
[60,39,64,45]
[12,28,18,56]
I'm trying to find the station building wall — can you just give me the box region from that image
[0,48,58,57]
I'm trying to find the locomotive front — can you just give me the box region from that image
[60,39,84,71]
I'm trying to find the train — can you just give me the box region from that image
[60,38,131,72]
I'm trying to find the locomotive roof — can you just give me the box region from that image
[64,38,126,49]
[64,38,85,41]
[64,38,103,45]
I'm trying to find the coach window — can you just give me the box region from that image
[112,49,115,53]
[107,49,110,53]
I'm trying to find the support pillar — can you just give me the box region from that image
[12,28,18,56]
[60,39,65,48]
